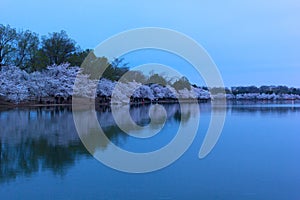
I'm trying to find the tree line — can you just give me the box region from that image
[2,24,298,95]
[206,85,300,95]
[0,24,90,71]
[0,24,192,90]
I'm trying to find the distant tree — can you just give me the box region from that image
[259,86,273,94]
[30,49,50,71]
[14,30,39,71]
[147,73,167,86]
[41,30,77,65]
[210,87,226,94]
[81,51,110,80]
[201,86,209,91]
[247,86,259,93]
[111,58,129,80]
[67,49,91,67]
[289,87,300,95]
[172,76,191,90]
[0,24,17,67]
[102,57,129,81]
[231,86,259,95]
[120,70,147,83]
[274,85,289,94]
[224,87,232,94]
[81,55,129,81]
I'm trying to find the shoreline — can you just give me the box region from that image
[1,98,299,109]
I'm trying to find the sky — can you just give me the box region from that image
[1,0,300,87]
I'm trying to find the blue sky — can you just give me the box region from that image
[1,0,300,87]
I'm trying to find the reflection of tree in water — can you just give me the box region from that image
[0,104,198,183]
[0,107,89,184]
[0,137,87,184]
[230,105,300,116]
[2,103,299,183]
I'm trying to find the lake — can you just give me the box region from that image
[0,103,299,199]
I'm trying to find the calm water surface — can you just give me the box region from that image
[0,103,299,199]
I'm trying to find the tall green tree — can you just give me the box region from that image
[41,30,77,65]
[0,24,17,67]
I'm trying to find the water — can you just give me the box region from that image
[0,103,299,199]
